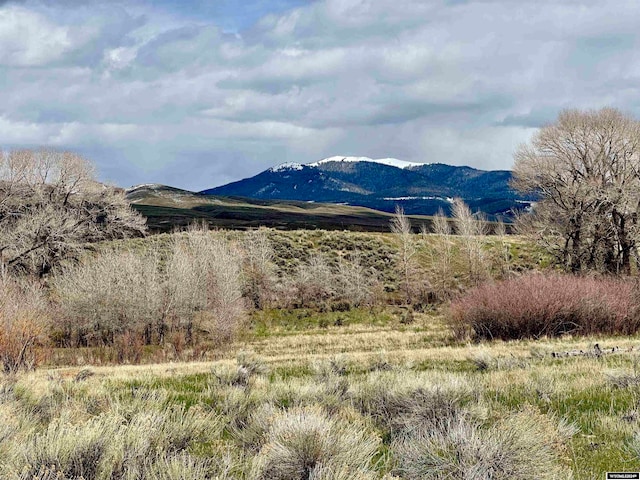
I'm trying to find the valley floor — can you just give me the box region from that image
[4,308,640,478]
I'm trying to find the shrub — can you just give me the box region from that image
[165,226,245,346]
[393,411,569,480]
[242,228,277,309]
[7,400,223,480]
[9,414,116,479]
[250,406,380,480]
[0,277,49,373]
[449,273,640,340]
[106,405,223,478]
[52,249,162,346]
[335,254,382,308]
[353,373,474,436]
[291,254,336,308]
[143,453,212,480]
[213,352,269,389]
[52,225,245,353]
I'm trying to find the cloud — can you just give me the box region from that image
[0,7,72,66]
[2,0,640,190]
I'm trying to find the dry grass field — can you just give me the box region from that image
[4,307,640,479]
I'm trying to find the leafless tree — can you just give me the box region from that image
[494,218,511,277]
[52,248,163,346]
[292,254,335,307]
[512,108,640,274]
[0,148,146,276]
[242,228,277,309]
[427,209,456,299]
[165,225,245,344]
[335,252,381,307]
[452,198,489,285]
[53,225,245,348]
[390,206,421,303]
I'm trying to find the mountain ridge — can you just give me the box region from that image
[200,156,532,217]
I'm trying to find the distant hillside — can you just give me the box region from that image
[126,184,436,233]
[200,156,534,217]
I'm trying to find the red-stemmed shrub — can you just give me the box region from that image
[449,273,640,340]
[0,277,50,373]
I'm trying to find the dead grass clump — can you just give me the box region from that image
[468,351,494,372]
[450,273,640,340]
[250,406,380,480]
[24,465,66,480]
[73,368,94,383]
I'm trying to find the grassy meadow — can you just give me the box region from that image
[2,228,638,479]
[4,307,640,478]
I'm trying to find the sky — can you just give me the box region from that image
[2,0,640,190]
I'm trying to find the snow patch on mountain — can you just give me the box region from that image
[270,162,304,172]
[127,183,164,192]
[308,156,426,169]
[383,196,442,201]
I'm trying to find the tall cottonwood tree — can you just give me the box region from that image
[513,108,640,274]
[0,148,146,276]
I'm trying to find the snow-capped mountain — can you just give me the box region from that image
[201,156,533,217]
[307,156,425,169]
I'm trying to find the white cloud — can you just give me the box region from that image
[2,0,640,190]
[0,6,71,66]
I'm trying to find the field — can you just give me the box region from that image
[4,308,640,478]
[1,229,637,479]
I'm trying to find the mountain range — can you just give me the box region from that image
[200,156,533,217]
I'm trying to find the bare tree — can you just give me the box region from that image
[427,209,456,299]
[494,218,511,277]
[242,228,277,309]
[292,254,335,307]
[165,225,245,344]
[512,108,640,274]
[452,198,489,285]
[53,225,245,348]
[335,252,381,307]
[53,248,163,346]
[390,206,421,303]
[0,148,146,276]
